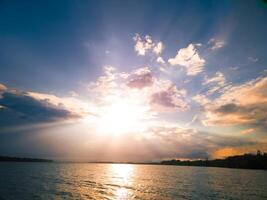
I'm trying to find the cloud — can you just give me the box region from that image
[1,75,264,160]
[193,72,226,107]
[28,91,90,117]
[137,124,258,159]
[153,42,164,55]
[192,94,210,106]
[203,71,225,86]
[126,67,154,89]
[143,125,210,159]
[203,71,226,95]
[0,90,79,128]
[156,56,165,64]
[186,115,201,127]
[3,120,258,161]
[0,84,7,92]
[133,34,163,56]
[168,44,205,76]
[87,66,189,114]
[0,84,7,99]
[150,83,188,112]
[208,38,225,50]
[211,144,267,158]
[229,66,239,71]
[248,56,258,62]
[88,66,119,97]
[201,76,267,130]
[241,128,255,134]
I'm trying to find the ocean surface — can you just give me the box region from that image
[0,163,266,200]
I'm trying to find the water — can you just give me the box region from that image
[0,163,266,200]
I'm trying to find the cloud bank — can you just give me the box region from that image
[0,87,79,128]
[197,76,267,132]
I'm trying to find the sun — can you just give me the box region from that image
[94,99,149,135]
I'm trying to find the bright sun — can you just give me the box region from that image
[95,99,148,135]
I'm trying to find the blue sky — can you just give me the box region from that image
[0,0,267,161]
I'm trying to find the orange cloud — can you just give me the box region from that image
[241,128,255,134]
[201,76,267,131]
[212,145,267,159]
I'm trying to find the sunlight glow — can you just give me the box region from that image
[86,98,150,135]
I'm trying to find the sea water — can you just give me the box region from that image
[0,162,266,199]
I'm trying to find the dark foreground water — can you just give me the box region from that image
[0,163,266,200]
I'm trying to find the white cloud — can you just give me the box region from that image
[133,34,164,56]
[208,38,225,50]
[203,71,225,86]
[192,94,210,106]
[153,42,164,54]
[0,83,8,99]
[248,57,258,62]
[156,56,165,64]
[229,66,239,71]
[186,115,200,127]
[88,65,118,96]
[168,44,205,76]
[0,83,7,93]
[203,71,226,95]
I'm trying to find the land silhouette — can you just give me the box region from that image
[0,156,53,162]
[1,151,267,170]
[161,151,267,170]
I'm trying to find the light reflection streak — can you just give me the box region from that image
[108,164,135,199]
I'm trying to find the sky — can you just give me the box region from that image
[0,0,267,161]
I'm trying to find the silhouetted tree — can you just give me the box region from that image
[161,151,267,170]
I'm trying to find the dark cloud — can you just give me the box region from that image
[150,91,178,108]
[215,103,239,113]
[0,91,77,128]
[127,71,153,89]
[150,86,188,112]
[211,102,267,130]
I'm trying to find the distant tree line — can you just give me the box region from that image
[0,156,53,162]
[161,151,267,170]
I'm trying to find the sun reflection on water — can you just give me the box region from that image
[108,164,135,199]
